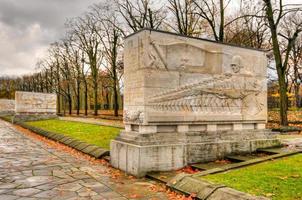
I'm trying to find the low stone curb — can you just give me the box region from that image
[15,121,109,159]
[167,174,268,200]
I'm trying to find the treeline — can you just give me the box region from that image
[0,0,302,124]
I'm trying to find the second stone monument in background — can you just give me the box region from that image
[14,91,57,122]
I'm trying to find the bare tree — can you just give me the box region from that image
[192,0,232,41]
[166,0,201,36]
[224,13,269,48]
[68,14,103,116]
[90,2,124,116]
[263,0,302,125]
[115,0,166,33]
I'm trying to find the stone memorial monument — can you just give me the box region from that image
[0,99,15,116]
[14,91,57,122]
[110,29,280,177]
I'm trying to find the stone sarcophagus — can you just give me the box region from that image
[0,99,15,116]
[110,29,280,177]
[14,91,57,122]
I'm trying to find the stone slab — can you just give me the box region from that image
[75,143,91,151]
[69,141,84,148]
[15,91,57,115]
[122,29,267,127]
[81,145,99,154]
[89,148,109,158]
[0,99,15,116]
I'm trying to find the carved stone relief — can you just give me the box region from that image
[15,92,56,114]
[143,36,225,74]
[148,65,264,116]
[124,110,144,123]
[124,30,267,123]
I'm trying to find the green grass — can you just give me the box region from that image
[0,115,13,122]
[26,119,121,149]
[202,154,302,200]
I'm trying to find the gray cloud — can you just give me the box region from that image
[0,0,100,76]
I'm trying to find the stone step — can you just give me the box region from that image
[225,154,260,162]
[146,171,177,184]
[257,147,286,154]
[191,161,230,171]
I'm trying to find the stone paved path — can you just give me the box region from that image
[0,120,168,200]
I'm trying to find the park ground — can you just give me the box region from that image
[1,110,302,200]
[0,119,192,200]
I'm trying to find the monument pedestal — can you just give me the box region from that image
[111,124,280,177]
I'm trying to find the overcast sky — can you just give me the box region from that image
[0,0,301,77]
[0,0,100,76]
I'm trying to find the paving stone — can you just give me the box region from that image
[0,194,18,200]
[101,191,123,199]
[58,182,82,192]
[15,176,54,188]
[33,190,59,198]
[13,188,41,196]
[0,119,170,200]
[77,187,98,197]
[0,183,19,189]
[81,182,105,188]
[33,169,52,176]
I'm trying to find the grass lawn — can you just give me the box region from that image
[26,119,121,149]
[0,115,13,122]
[202,154,302,200]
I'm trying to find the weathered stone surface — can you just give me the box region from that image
[81,145,99,154]
[15,91,56,115]
[122,29,267,127]
[111,29,280,177]
[0,99,15,116]
[89,148,109,158]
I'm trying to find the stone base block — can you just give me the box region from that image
[110,130,281,177]
[0,111,15,117]
[110,140,186,177]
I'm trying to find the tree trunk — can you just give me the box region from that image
[76,81,80,115]
[68,95,72,115]
[84,81,88,116]
[113,84,119,117]
[93,81,98,116]
[264,0,288,126]
[57,93,61,115]
[219,0,224,42]
[294,84,301,108]
[278,72,288,126]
